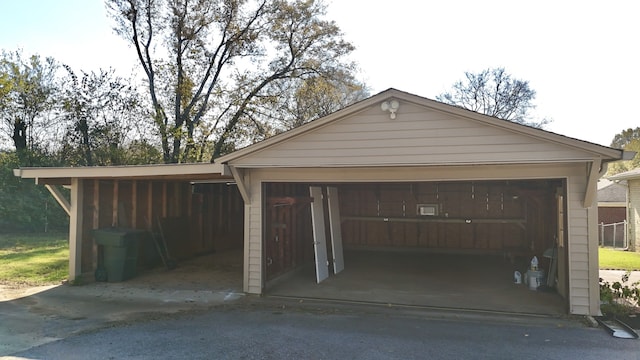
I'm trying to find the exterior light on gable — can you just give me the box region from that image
[381,99,400,119]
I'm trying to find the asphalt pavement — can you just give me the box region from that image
[1,270,639,359]
[4,297,640,360]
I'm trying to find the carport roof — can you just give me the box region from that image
[13,162,232,185]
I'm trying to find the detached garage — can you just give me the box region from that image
[15,88,629,316]
[215,88,628,316]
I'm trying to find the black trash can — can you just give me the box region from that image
[93,228,143,282]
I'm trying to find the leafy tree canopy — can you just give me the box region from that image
[107,0,365,163]
[0,50,60,165]
[59,66,148,166]
[437,67,550,128]
[607,127,640,176]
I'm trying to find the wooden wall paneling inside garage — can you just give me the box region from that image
[264,183,313,281]
[502,184,526,252]
[416,183,439,248]
[380,184,408,246]
[459,183,475,249]
[472,183,490,249]
[118,180,132,228]
[486,184,502,251]
[441,183,463,249]
[99,180,114,228]
[359,186,378,246]
[337,181,546,255]
[403,185,419,247]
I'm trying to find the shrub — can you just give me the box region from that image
[600,271,640,316]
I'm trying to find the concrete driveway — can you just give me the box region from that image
[0,281,245,356]
[599,270,640,285]
[1,250,245,356]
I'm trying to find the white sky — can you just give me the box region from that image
[1,0,638,147]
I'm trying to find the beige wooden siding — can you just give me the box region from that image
[246,163,582,184]
[628,180,640,251]
[244,178,263,294]
[567,171,592,315]
[231,104,594,167]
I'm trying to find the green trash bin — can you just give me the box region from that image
[93,228,143,282]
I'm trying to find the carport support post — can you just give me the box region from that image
[69,178,84,282]
[588,205,601,315]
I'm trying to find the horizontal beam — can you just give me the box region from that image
[14,163,232,184]
[342,215,526,226]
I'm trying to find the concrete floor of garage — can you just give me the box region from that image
[266,250,567,316]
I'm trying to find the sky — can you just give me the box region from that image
[0,0,638,147]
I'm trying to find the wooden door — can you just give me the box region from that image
[310,186,329,283]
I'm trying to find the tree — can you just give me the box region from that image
[107,0,360,163]
[607,127,640,175]
[59,66,145,166]
[0,50,60,164]
[274,75,368,131]
[436,67,549,128]
[611,127,640,149]
[0,151,68,232]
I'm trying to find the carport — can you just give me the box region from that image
[13,163,244,283]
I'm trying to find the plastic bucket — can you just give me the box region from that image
[527,270,545,290]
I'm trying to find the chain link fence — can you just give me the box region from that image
[599,220,628,249]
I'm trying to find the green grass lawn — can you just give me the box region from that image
[0,233,69,286]
[599,247,640,271]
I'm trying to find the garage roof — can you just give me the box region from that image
[216,88,625,167]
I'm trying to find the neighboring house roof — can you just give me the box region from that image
[609,168,640,181]
[216,88,626,167]
[597,178,627,203]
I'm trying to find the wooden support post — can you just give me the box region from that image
[112,180,119,227]
[92,180,100,271]
[131,180,137,228]
[187,182,192,217]
[162,182,167,218]
[147,182,153,229]
[174,182,181,217]
[69,178,84,281]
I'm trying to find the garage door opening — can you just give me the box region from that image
[264,180,568,315]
